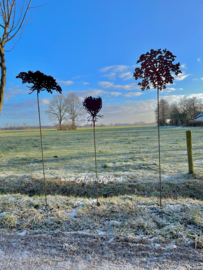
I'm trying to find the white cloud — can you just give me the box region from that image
[63,89,122,99]
[164,87,176,92]
[4,87,30,101]
[110,92,122,97]
[162,87,183,93]
[101,72,116,80]
[123,92,143,97]
[100,65,129,73]
[83,82,90,85]
[164,93,203,104]
[100,93,203,124]
[119,72,133,80]
[193,78,199,81]
[57,80,74,85]
[180,64,187,69]
[197,57,201,62]
[201,78,203,80]
[174,72,190,81]
[98,81,141,90]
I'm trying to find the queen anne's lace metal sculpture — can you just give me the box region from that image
[133,49,182,207]
[83,96,103,206]
[16,70,62,206]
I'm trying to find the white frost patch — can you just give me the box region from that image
[97,231,107,236]
[63,243,70,249]
[165,205,181,211]
[165,244,177,249]
[152,243,161,248]
[67,204,84,218]
[108,237,114,243]
[0,249,4,257]
[30,163,38,166]
[108,220,121,226]
[89,199,97,205]
[17,230,27,236]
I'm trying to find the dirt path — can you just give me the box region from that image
[0,229,203,269]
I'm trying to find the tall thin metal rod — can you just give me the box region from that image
[157,88,162,207]
[93,120,99,205]
[37,91,47,206]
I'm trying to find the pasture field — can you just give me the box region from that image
[1,125,203,177]
[0,125,203,198]
[0,126,203,248]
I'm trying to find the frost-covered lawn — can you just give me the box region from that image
[0,125,203,177]
[0,194,203,248]
[0,126,203,246]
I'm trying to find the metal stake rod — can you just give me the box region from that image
[157,88,162,208]
[37,91,47,206]
[93,120,99,205]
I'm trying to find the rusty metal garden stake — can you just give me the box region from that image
[37,91,47,206]
[83,96,103,206]
[133,49,182,208]
[16,70,62,207]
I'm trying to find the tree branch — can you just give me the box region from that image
[29,0,52,9]
[5,0,32,44]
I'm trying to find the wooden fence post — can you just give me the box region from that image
[186,130,194,174]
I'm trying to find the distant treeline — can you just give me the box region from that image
[1,122,156,130]
[155,97,203,126]
[1,125,54,130]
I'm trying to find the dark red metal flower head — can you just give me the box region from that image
[133,49,182,91]
[83,96,103,122]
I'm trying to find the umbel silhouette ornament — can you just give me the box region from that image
[16,70,62,95]
[16,70,62,207]
[133,49,182,208]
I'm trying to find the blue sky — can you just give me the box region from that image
[1,0,203,126]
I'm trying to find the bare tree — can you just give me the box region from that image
[65,93,85,128]
[169,103,181,126]
[45,94,68,130]
[178,97,202,124]
[0,0,51,115]
[155,99,170,126]
[187,97,203,120]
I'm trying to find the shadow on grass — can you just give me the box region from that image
[0,172,202,201]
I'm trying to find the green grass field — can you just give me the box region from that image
[0,125,203,199]
[0,126,203,243]
[0,125,203,177]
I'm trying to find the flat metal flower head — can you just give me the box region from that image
[133,49,182,91]
[16,70,62,94]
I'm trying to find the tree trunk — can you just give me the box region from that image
[0,51,6,115]
[72,119,75,130]
[59,120,61,130]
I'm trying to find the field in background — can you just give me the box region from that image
[0,125,203,178]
